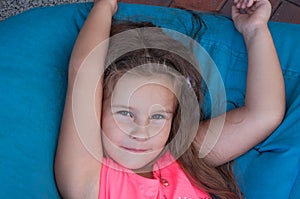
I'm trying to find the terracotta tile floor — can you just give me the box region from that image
[120,0,300,24]
[1,0,299,23]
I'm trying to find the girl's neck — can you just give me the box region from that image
[133,164,154,179]
[136,171,154,179]
[132,149,169,179]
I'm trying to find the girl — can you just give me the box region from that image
[54,0,285,198]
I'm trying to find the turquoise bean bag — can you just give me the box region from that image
[0,3,299,198]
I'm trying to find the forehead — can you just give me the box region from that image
[110,73,177,109]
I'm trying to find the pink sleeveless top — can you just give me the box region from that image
[99,152,210,199]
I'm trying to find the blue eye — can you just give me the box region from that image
[151,114,166,120]
[117,111,134,118]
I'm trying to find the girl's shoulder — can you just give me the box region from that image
[156,152,210,199]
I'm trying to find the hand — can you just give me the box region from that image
[94,0,118,15]
[232,0,271,36]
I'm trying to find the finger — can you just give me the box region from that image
[246,0,254,7]
[236,0,246,9]
[245,7,255,15]
[242,0,249,9]
[234,0,241,8]
[239,0,250,9]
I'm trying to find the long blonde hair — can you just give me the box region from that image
[102,20,242,199]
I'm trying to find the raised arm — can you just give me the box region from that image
[54,1,117,198]
[198,0,285,166]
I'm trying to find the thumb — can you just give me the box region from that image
[231,4,240,21]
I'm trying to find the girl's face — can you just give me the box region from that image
[101,73,177,172]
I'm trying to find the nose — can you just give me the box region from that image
[129,122,150,141]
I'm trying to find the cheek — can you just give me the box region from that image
[102,112,123,144]
[153,120,172,148]
[163,120,173,136]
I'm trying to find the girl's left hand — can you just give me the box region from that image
[232,0,272,36]
[94,0,118,15]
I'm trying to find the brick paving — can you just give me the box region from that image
[119,0,300,24]
[272,0,300,23]
[0,0,299,23]
[170,0,227,12]
[119,0,172,6]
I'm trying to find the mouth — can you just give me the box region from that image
[120,146,149,153]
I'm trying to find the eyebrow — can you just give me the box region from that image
[111,104,174,114]
[111,105,134,110]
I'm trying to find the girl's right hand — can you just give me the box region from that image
[94,0,118,15]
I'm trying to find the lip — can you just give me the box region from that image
[120,146,149,153]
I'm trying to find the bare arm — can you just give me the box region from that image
[197,0,285,166]
[54,1,117,198]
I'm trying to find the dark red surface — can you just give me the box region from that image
[119,0,300,24]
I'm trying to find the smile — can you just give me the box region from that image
[120,146,149,153]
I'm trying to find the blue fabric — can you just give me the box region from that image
[0,2,299,198]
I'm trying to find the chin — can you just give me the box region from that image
[117,153,156,171]
[103,143,164,171]
[114,151,162,172]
